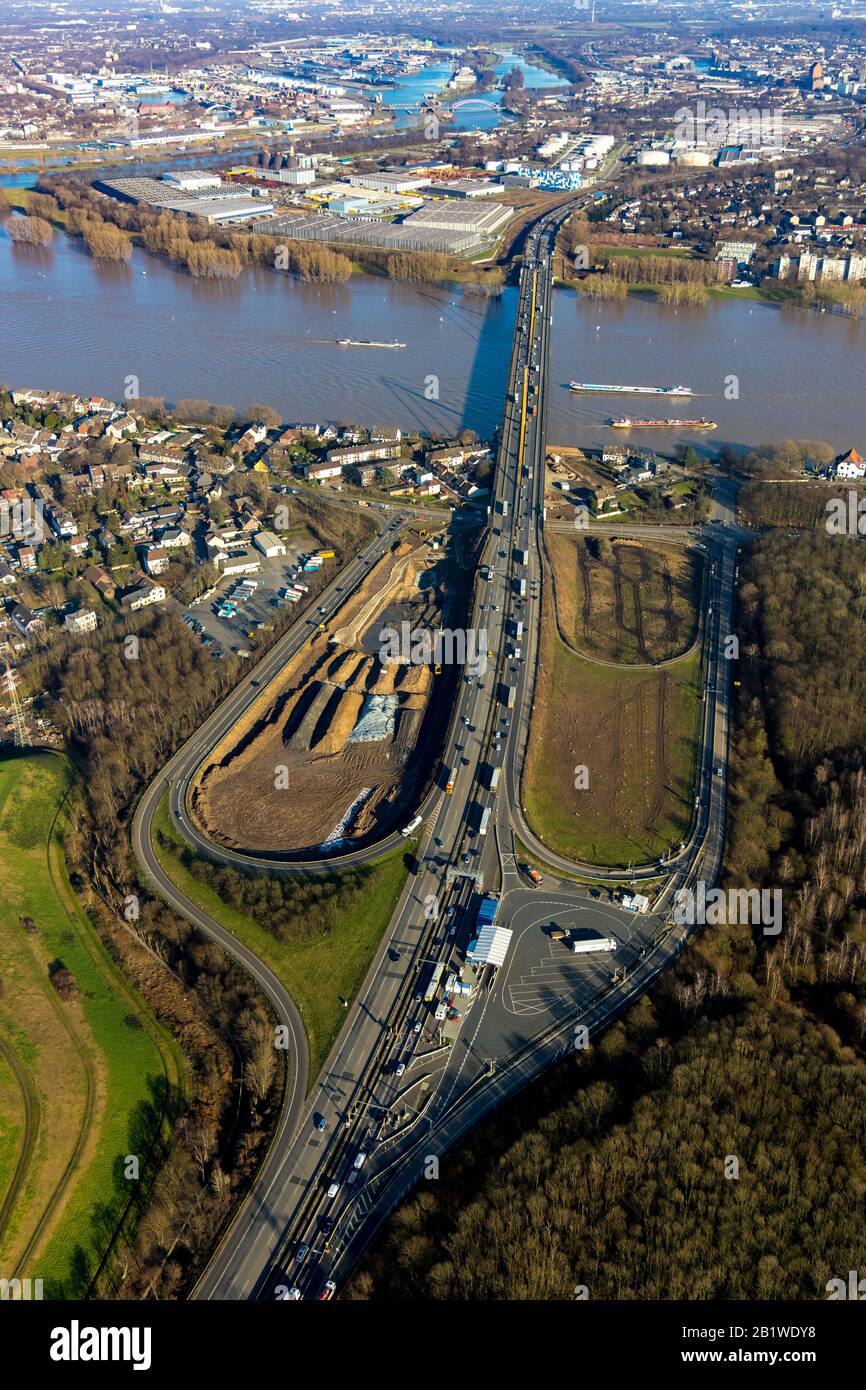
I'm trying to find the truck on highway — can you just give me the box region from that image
[517,578,527,598]
[523,865,543,887]
[511,619,524,640]
[507,685,517,711]
[479,805,492,836]
[444,767,455,795]
[401,814,422,838]
[570,933,618,955]
[487,766,501,794]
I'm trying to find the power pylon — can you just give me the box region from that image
[4,666,30,748]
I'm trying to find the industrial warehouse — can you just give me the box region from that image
[93,170,274,223]
[251,196,513,256]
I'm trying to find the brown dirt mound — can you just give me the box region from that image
[311,688,365,756]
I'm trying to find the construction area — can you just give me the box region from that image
[191,532,469,855]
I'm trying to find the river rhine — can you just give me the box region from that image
[1,206,864,455]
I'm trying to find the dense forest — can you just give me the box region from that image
[348,533,866,1301]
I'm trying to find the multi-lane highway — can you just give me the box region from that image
[132,205,742,1302]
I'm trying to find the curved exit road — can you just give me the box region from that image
[131,201,740,1302]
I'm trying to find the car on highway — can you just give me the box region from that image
[413,1020,422,1033]
[395,1061,406,1077]
[319,1215,334,1234]
[295,1243,310,1263]
[314,1113,327,1132]
[319,1281,337,1301]
[388,947,400,962]
[326,1181,339,1199]
[353,1150,367,1170]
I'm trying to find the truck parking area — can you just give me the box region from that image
[183,549,326,657]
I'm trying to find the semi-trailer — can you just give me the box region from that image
[401,814,423,838]
[487,766,501,794]
[570,934,618,955]
[507,686,517,711]
[478,805,492,836]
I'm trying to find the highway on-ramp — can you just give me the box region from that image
[131,206,741,1302]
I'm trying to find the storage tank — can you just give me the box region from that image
[637,149,670,167]
[676,149,712,168]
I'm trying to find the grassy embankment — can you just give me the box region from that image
[0,753,183,1297]
[151,792,412,1079]
[524,536,703,865]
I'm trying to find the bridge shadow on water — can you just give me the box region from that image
[374,283,517,440]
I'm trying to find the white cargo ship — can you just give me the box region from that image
[569,381,693,395]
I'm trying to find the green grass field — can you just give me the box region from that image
[152,793,412,1079]
[525,630,701,866]
[0,752,183,1297]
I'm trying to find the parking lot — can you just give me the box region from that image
[182,548,326,658]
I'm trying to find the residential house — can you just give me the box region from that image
[64,609,98,634]
[120,578,166,612]
[84,565,116,601]
[47,506,77,539]
[834,447,865,479]
[142,546,170,576]
[158,528,191,549]
[10,602,43,638]
[305,460,346,482]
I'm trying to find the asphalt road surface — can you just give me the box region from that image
[132,205,740,1302]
